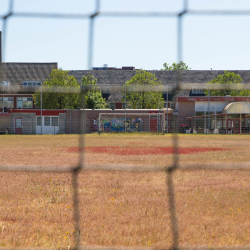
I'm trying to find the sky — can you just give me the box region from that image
[1,0,250,71]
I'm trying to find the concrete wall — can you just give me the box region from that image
[11,113,36,134]
[178,101,195,131]
[0,115,11,133]
[59,113,66,134]
[65,109,168,134]
[65,110,82,134]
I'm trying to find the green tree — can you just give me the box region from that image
[161,61,191,70]
[204,71,250,96]
[123,70,164,109]
[82,75,107,109]
[33,70,107,109]
[33,69,81,109]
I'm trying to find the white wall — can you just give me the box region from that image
[36,116,59,135]
[195,101,250,113]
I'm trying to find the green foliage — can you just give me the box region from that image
[161,61,191,70]
[33,70,107,109]
[123,70,164,109]
[81,75,107,109]
[204,71,250,96]
[33,69,81,109]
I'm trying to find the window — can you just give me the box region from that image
[0,97,14,108]
[37,117,41,126]
[22,81,42,87]
[17,97,33,108]
[102,87,111,94]
[44,117,50,126]
[15,119,22,128]
[122,103,128,109]
[192,88,204,94]
[164,103,174,109]
[109,103,115,109]
[196,112,205,116]
[37,117,59,127]
[0,81,10,91]
[195,111,214,116]
[0,81,9,86]
[51,117,59,126]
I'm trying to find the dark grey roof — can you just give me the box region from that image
[0,63,57,85]
[69,70,250,85]
[68,70,250,101]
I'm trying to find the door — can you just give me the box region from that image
[150,116,158,132]
[233,119,240,134]
[15,118,22,134]
[227,119,233,134]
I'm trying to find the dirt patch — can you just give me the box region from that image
[67,146,228,155]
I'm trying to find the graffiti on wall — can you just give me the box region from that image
[93,118,143,132]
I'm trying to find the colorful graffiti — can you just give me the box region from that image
[93,118,143,132]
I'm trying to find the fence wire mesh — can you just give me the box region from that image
[1,0,250,249]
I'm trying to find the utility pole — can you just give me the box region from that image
[208,84,210,133]
[167,85,169,133]
[40,86,42,134]
[125,84,126,133]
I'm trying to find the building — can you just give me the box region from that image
[176,96,250,134]
[68,69,250,110]
[0,62,58,112]
[0,62,58,133]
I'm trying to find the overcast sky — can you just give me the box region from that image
[1,0,250,71]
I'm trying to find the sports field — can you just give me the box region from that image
[0,134,250,248]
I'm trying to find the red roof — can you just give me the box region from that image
[9,109,66,116]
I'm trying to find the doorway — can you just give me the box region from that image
[15,118,22,134]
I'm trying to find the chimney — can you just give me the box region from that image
[0,31,2,62]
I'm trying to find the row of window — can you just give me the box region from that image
[109,102,175,109]
[1,97,175,110]
[0,97,14,108]
[192,89,204,94]
[37,117,59,127]
[0,81,9,86]
[17,97,33,108]
[22,81,42,87]
[0,97,33,108]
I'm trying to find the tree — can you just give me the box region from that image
[81,75,107,109]
[161,61,191,70]
[204,71,250,96]
[33,69,81,109]
[123,70,164,109]
[33,70,107,109]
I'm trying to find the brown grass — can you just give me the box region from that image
[0,134,250,248]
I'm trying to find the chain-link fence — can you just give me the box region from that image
[1,0,250,249]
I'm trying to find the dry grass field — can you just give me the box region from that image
[0,133,250,249]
